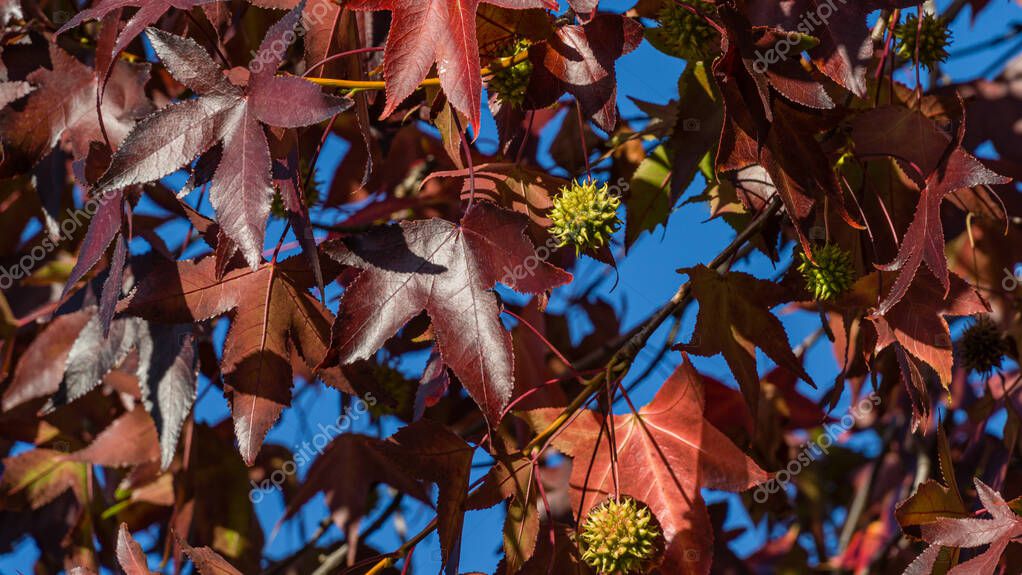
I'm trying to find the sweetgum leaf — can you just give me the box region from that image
[375,419,474,575]
[525,356,770,574]
[94,16,350,269]
[179,539,244,575]
[56,0,221,66]
[525,14,643,132]
[285,433,431,533]
[907,478,1022,575]
[748,0,919,97]
[69,407,160,468]
[2,308,92,411]
[43,314,146,414]
[321,203,571,425]
[135,324,198,469]
[851,107,1010,314]
[865,271,988,391]
[116,523,155,575]
[675,265,814,418]
[0,448,88,510]
[343,0,555,133]
[119,254,347,464]
[0,45,151,170]
[424,162,568,242]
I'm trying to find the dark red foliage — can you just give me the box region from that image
[1,0,1021,573]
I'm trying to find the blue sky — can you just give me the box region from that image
[3,0,1021,573]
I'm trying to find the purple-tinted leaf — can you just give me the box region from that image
[98,231,128,336]
[116,523,155,575]
[321,203,571,424]
[249,74,350,128]
[135,324,198,469]
[60,189,123,303]
[42,315,145,413]
[2,309,93,411]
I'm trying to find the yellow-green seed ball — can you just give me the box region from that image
[579,497,663,574]
[549,178,621,255]
[488,38,533,108]
[894,14,952,69]
[797,244,856,302]
[655,0,717,60]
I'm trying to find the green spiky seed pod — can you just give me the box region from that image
[797,244,856,301]
[894,13,951,69]
[579,497,663,574]
[960,316,1007,375]
[549,178,620,255]
[487,38,532,108]
[368,364,415,419]
[654,0,717,60]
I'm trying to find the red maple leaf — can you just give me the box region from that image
[905,478,1022,575]
[345,0,555,133]
[850,106,1010,314]
[527,355,770,573]
[525,13,643,132]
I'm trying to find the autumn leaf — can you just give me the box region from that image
[525,355,770,573]
[863,270,988,390]
[284,433,431,534]
[119,254,345,464]
[344,0,555,133]
[525,13,643,132]
[0,45,151,171]
[748,0,919,97]
[56,0,220,69]
[93,9,350,268]
[850,106,1010,314]
[374,419,474,575]
[905,478,1022,575]
[69,406,161,468]
[675,265,814,417]
[321,202,571,424]
[179,538,244,575]
[2,308,92,411]
[116,523,155,575]
[0,448,88,510]
[424,162,568,243]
